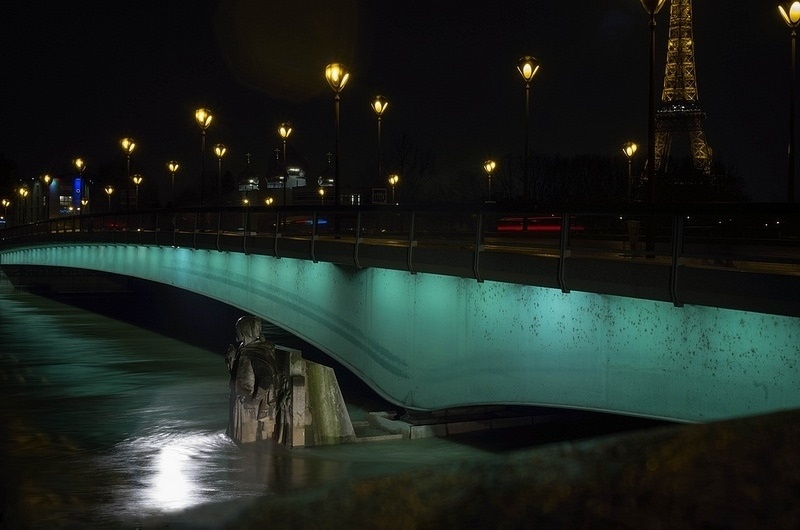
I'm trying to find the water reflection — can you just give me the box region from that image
[112,431,236,513]
[0,278,669,528]
[0,286,497,527]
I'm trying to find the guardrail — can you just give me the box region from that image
[2,203,799,316]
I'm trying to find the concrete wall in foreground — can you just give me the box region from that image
[2,243,799,423]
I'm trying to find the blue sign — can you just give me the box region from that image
[73,177,82,207]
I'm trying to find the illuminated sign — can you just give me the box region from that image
[73,177,82,207]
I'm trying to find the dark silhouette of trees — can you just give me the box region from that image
[425,151,749,207]
[387,134,435,203]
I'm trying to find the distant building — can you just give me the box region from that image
[265,145,310,205]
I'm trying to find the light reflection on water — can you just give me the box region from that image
[0,285,502,528]
[109,430,245,516]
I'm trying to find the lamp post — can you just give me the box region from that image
[318,187,325,205]
[517,56,541,203]
[132,174,143,209]
[73,157,87,213]
[641,0,666,203]
[121,137,135,210]
[195,108,213,206]
[371,95,388,184]
[104,185,114,211]
[278,122,292,205]
[1,199,9,224]
[483,160,496,201]
[388,174,399,204]
[265,197,274,207]
[622,141,639,200]
[41,174,51,220]
[167,160,179,205]
[779,2,800,202]
[325,63,350,206]
[18,187,29,224]
[213,143,227,205]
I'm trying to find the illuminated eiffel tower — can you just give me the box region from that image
[652,0,712,176]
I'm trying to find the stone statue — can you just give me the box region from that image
[225,316,281,444]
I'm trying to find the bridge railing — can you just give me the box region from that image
[2,203,799,316]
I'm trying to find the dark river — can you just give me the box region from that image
[0,272,667,529]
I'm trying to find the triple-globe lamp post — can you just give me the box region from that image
[41,174,51,220]
[779,1,800,202]
[18,187,28,224]
[622,141,639,201]
[517,56,540,203]
[325,63,350,206]
[73,157,87,212]
[104,185,114,211]
[132,174,143,209]
[388,174,399,204]
[371,95,388,184]
[195,108,212,206]
[278,122,292,205]
[167,161,179,205]
[121,137,135,210]
[483,159,496,201]
[213,143,227,205]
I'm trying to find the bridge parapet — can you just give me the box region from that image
[3,203,798,317]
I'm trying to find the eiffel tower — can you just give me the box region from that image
[652,0,712,176]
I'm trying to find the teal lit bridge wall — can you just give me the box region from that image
[1,204,799,423]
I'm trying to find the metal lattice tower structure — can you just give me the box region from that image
[653,0,712,175]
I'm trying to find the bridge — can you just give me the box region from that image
[1,203,799,424]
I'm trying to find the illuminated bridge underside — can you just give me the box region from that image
[3,243,799,423]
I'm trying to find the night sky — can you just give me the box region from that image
[0,1,792,202]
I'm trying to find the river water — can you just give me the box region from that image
[0,273,667,529]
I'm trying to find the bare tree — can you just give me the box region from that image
[388,134,435,202]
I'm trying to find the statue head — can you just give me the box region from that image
[235,316,262,345]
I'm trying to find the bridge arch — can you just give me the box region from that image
[2,242,799,423]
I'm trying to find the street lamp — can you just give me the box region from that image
[18,187,29,224]
[121,137,135,210]
[41,174,51,220]
[278,122,292,205]
[641,0,666,203]
[264,197,274,206]
[325,63,350,205]
[213,143,227,205]
[318,187,325,205]
[73,157,86,175]
[388,174,399,204]
[622,141,639,200]
[779,1,800,202]
[104,185,114,211]
[132,174,143,209]
[517,56,540,203]
[167,160,179,205]
[371,95,388,183]
[195,108,213,206]
[483,159,496,200]
[1,198,9,222]
[73,157,87,210]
